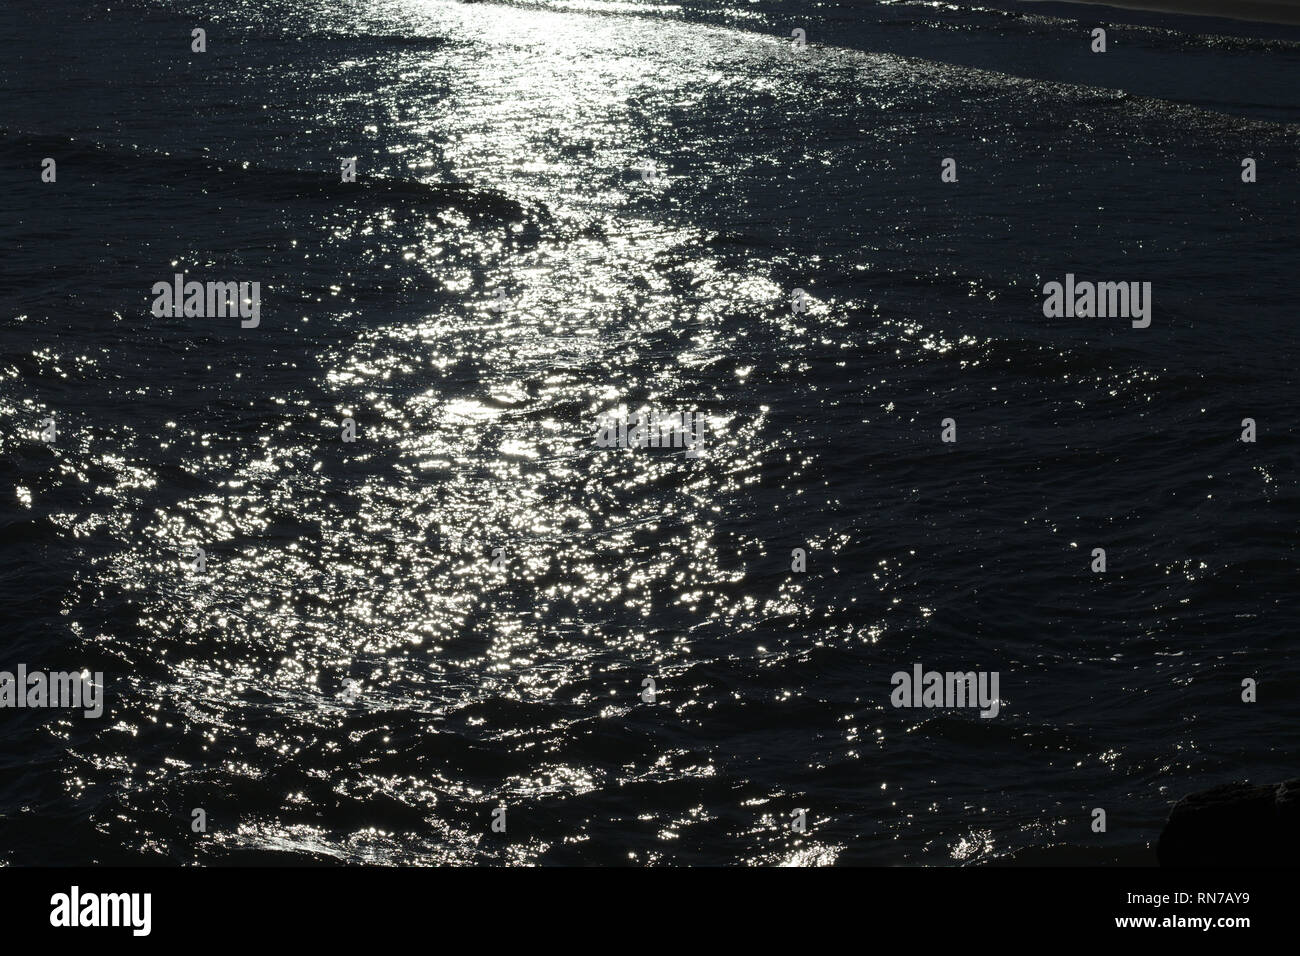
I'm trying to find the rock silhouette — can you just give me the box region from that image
[1158,779,1300,866]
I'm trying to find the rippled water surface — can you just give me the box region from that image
[2,0,1298,865]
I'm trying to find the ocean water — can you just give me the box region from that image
[1,0,1297,866]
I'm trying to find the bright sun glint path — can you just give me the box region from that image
[0,0,1297,869]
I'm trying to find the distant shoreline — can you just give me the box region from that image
[1016,0,1300,26]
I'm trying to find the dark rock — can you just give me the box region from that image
[1157,778,1300,866]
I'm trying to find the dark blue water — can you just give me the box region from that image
[1,0,1297,865]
